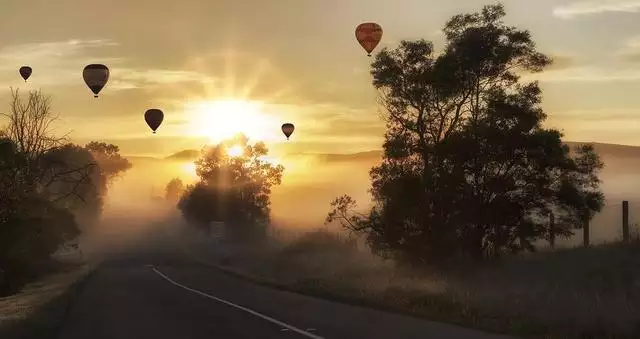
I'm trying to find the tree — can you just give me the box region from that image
[85,141,132,182]
[0,89,97,294]
[178,134,284,241]
[41,144,105,226]
[0,137,81,295]
[327,3,603,265]
[165,177,185,202]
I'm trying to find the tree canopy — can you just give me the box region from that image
[178,134,284,240]
[327,3,604,265]
[0,89,131,294]
[165,177,185,202]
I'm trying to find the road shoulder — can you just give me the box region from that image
[0,263,96,339]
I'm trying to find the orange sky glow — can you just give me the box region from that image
[1,0,640,160]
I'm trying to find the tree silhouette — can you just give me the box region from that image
[165,177,185,202]
[0,90,131,294]
[85,141,132,182]
[178,134,284,241]
[327,3,604,265]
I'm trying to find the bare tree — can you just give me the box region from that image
[1,88,68,160]
[0,88,97,206]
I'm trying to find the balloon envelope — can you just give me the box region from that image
[355,23,383,56]
[19,66,32,82]
[281,123,295,140]
[83,64,110,98]
[144,109,164,133]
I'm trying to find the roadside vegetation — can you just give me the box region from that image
[176,3,640,339]
[0,88,130,296]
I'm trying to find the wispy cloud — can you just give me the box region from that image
[524,65,640,82]
[0,39,217,90]
[613,35,640,62]
[0,39,118,65]
[113,69,216,89]
[553,1,640,19]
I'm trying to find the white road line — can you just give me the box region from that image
[151,267,325,339]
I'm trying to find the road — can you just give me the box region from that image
[57,241,518,339]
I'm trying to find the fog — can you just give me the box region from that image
[80,144,640,258]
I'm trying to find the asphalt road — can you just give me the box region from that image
[57,245,519,339]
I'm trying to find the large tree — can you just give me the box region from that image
[165,177,185,203]
[85,141,132,182]
[0,89,131,294]
[178,134,284,240]
[327,4,603,264]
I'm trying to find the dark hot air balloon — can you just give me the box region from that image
[281,123,294,140]
[83,64,110,98]
[355,23,383,57]
[144,109,164,134]
[19,66,32,82]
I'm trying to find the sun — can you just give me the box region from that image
[227,144,244,157]
[180,161,198,181]
[186,99,275,144]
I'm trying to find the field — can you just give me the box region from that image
[180,224,640,339]
[0,258,94,339]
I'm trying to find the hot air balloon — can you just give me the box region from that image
[83,64,110,98]
[355,23,383,57]
[281,123,294,140]
[19,66,32,82]
[144,109,164,134]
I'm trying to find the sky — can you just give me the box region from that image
[2,0,640,157]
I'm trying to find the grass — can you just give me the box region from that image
[0,261,95,339]
[180,227,640,339]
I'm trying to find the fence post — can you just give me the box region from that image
[622,201,629,243]
[549,211,555,250]
[583,216,590,247]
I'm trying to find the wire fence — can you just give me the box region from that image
[263,199,640,251]
[549,199,640,249]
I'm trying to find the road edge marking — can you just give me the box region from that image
[151,267,325,339]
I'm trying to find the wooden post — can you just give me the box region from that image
[549,211,556,250]
[622,201,629,243]
[583,216,590,247]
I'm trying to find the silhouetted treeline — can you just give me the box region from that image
[177,134,283,242]
[327,4,604,266]
[0,89,131,295]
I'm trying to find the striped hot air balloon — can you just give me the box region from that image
[144,109,164,134]
[83,64,110,98]
[355,23,383,57]
[19,66,32,82]
[281,123,295,140]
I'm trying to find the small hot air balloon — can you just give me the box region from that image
[355,22,383,57]
[281,123,295,140]
[19,66,32,82]
[144,109,164,134]
[83,64,110,98]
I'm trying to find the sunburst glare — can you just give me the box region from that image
[227,144,244,157]
[186,99,277,144]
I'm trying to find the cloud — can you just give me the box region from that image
[547,55,577,70]
[0,39,218,90]
[553,1,640,19]
[549,108,640,122]
[613,35,640,62]
[530,37,640,79]
[0,39,118,66]
[524,65,640,82]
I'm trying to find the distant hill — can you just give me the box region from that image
[565,142,640,159]
[302,150,383,162]
[156,142,640,165]
[165,149,200,161]
[125,155,161,163]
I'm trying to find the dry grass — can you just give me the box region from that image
[181,226,640,339]
[0,261,94,339]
